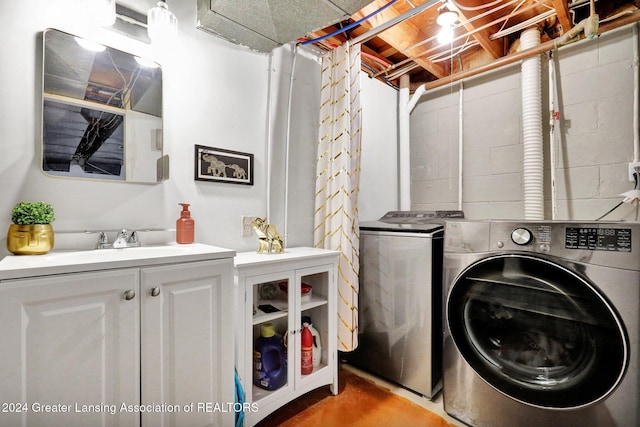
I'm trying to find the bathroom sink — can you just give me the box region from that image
[0,243,236,280]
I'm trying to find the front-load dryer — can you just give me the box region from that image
[443,220,640,427]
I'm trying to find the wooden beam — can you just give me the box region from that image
[551,0,573,34]
[453,0,503,59]
[352,1,448,78]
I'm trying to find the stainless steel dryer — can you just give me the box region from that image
[443,220,640,427]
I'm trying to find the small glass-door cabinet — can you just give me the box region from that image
[234,247,340,426]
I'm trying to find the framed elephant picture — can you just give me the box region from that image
[194,145,254,185]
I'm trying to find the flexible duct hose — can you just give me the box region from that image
[521,28,544,220]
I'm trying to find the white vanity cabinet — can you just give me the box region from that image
[234,247,340,426]
[0,244,235,427]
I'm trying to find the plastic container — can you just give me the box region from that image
[254,323,287,390]
[301,322,313,375]
[176,203,194,244]
[302,316,322,368]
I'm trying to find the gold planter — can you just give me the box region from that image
[6,224,55,255]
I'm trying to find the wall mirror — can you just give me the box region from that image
[42,28,167,183]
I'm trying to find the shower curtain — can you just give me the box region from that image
[313,41,362,352]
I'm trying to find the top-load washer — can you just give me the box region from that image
[443,220,640,427]
[345,210,462,398]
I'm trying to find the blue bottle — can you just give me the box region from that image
[254,322,287,391]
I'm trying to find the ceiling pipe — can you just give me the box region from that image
[350,0,439,45]
[410,10,640,92]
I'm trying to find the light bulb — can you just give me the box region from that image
[147,0,178,42]
[437,25,454,45]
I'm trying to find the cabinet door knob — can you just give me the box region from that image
[123,290,136,301]
[150,287,161,297]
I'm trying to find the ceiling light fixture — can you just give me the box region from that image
[147,0,178,42]
[436,2,458,45]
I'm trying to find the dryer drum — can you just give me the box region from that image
[447,254,628,409]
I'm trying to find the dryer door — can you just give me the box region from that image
[447,254,627,409]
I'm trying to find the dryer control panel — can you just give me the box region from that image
[565,227,631,252]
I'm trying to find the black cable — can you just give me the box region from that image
[595,170,639,220]
[595,201,625,221]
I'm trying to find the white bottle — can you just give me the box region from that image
[302,316,322,368]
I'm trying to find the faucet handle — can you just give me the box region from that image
[128,230,141,247]
[96,231,110,249]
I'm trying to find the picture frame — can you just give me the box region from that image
[194,145,254,185]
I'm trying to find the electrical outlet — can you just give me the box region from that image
[242,216,254,237]
[629,162,640,181]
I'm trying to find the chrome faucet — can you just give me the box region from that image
[112,229,129,248]
[96,229,142,249]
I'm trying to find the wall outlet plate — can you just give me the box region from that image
[629,162,640,182]
[242,216,254,237]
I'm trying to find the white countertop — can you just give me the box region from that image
[0,243,236,280]
[234,246,340,268]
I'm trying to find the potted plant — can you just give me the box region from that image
[6,201,55,255]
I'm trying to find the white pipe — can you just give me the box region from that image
[282,44,298,247]
[265,52,275,222]
[407,83,426,113]
[549,52,558,219]
[399,74,411,210]
[634,24,640,162]
[521,27,544,220]
[458,81,464,211]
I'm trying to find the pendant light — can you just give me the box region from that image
[147,0,178,42]
[436,2,458,45]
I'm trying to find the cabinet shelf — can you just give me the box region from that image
[301,295,328,311]
[252,308,288,325]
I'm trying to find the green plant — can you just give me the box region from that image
[11,201,55,225]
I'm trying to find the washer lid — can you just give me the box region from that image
[359,221,443,233]
[360,210,462,233]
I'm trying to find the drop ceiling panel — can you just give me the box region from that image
[197,0,374,52]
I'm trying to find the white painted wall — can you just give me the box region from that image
[359,75,399,221]
[0,0,269,255]
[410,25,640,222]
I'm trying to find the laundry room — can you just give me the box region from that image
[0,0,639,426]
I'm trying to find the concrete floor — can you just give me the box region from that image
[255,363,466,427]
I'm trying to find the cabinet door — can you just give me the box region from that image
[294,264,336,390]
[140,259,234,427]
[0,269,140,427]
[241,270,295,412]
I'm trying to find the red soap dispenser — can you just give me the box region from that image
[176,203,194,244]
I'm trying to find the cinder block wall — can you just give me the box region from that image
[410,25,639,221]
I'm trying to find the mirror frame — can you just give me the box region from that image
[41,28,167,184]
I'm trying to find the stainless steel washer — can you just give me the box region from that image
[443,220,640,427]
[345,211,462,398]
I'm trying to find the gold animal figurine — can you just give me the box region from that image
[251,217,285,254]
